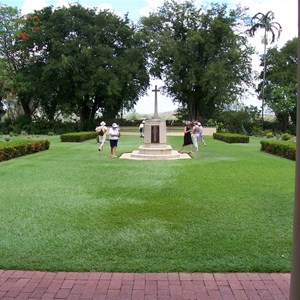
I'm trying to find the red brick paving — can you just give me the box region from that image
[0,270,290,299]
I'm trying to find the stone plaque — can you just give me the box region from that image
[151,125,160,143]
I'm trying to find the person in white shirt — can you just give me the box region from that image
[95,121,108,151]
[139,120,145,137]
[109,123,120,158]
[198,122,207,146]
[191,121,200,152]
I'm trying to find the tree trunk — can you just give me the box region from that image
[276,112,289,132]
[79,97,91,124]
[21,102,32,121]
[261,29,267,129]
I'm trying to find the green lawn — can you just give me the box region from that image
[0,134,295,272]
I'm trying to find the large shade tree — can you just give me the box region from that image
[139,0,254,121]
[16,5,149,124]
[247,10,282,127]
[0,5,31,119]
[262,38,297,131]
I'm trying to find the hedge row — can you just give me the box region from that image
[0,140,50,162]
[213,133,249,143]
[60,131,98,142]
[260,140,296,161]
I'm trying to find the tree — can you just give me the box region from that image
[0,5,42,120]
[247,11,282,127]
[18,5,149,125]
[139,0,254,121]
[0,5,20,119]
[262,38,297,131]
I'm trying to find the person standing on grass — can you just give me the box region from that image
[109,123,120,158]
[198,122,207,146]
[95,121,108,151]
[191,121,201,152]
[179,121,193,154]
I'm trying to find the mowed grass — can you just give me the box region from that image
[0,134,295,272]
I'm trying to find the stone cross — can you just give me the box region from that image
[152,85,160,119]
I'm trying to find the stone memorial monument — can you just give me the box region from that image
[120,86,190,160]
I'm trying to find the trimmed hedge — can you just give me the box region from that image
[0,140,50,162]
[60,131,98,142]
[213,133,249,143]
[260,139,296,161]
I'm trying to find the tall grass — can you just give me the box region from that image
[0,135,294,272]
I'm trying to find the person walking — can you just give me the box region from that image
[179,121,193,154]
[198,122,207,146]
[139,120,145,137]
[191,121,200,152]
[95,121,108,151]
[109,123,120,158]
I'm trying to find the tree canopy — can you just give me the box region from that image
[0,5,22,118]
[1,4,149,125]
[261,38,297,131]
[139,0,254,121]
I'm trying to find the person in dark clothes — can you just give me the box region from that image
[179,121,193,154]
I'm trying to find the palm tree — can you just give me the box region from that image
[247,11,282,128]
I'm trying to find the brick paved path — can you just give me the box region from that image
[0,270,290,299]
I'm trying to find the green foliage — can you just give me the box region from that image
[281,133,291,141]
[260,139,296,160]
[0,5,21,95]
[20,130,28,135]
[60,131,98,142]
[16,5,149,124]
[265,131,274,138]
[0,139,50,162]
[213,132,249,143]
[262,38,297,130]
[251,126,264,137]
[140,1,254,120]
[215,106,261,134]
[1,119,60,135]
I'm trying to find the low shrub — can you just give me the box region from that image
[251,126,264,137]
[260,140,296,161]
[0,140,50,162]
[281,133,291,141]
[265,131,274,138]
[213,133,249,143]
[60,131,98,142]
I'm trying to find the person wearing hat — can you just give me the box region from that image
[95,121,108,151]
[108,123,120,158]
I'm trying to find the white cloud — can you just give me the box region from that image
[21,0,48,15]
[94,3,123,19]
[139,0,202,18]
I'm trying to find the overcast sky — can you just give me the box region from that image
[2,0,298,113]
